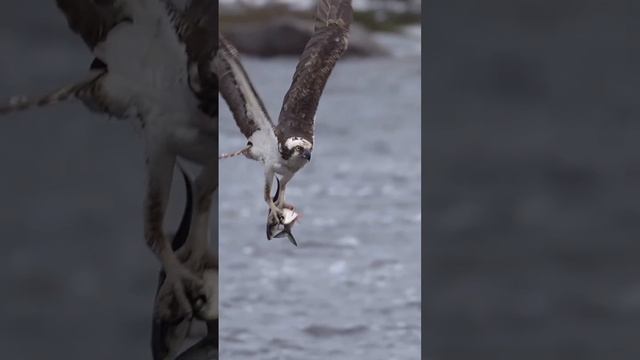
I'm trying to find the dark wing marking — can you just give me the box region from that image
[55,0,130,50]
[214,35,275,140]
[275,0,352,144]
[164,0,219,118]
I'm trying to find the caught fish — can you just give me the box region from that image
[267,208,299,246]
[266,177,300,246]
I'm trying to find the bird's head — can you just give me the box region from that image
[280,137,313,163]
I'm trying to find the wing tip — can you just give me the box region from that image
[219,34,241,59]
[315,0,353,31]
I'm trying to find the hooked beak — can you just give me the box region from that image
[302,150,311,161]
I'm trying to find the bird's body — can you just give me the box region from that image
[216,0,352,234]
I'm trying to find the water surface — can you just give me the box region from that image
[219,52,421,359]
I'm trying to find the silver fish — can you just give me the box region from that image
[266,177,299,246]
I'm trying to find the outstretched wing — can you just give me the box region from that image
[164,0,219,118]
[213,35,276,142]
[275,0,352,145]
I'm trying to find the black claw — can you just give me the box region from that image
[272,176,281,202]
[173,164,193,251]
[267,177,282,240]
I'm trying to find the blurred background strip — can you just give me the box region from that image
[424,1,640,359]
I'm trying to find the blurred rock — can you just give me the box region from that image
[221,18,389,58]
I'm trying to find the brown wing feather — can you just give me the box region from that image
[55,0,129,50]
[275,0,352,145]
[164,0,218,118]
[168,0,217,61]
[183,0,218,119]
[213,35,275,140]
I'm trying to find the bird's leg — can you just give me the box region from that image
[177,160,218,321]
[151,165,195,360]
[264,169,283,224]
[179,160,216,262]
[145,149,204,322]
[151,163,217,359]
[275,173,295,210]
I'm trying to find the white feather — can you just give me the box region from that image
[225,52,280,165]
[79,0,217,166]
[284,137,313,150]
[96,0,193,118]
[226,55,276,138]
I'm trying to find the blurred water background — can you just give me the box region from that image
[425,1,640,359]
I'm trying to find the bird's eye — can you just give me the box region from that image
[296,146,302,152]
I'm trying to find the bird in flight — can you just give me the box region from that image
[0,0,218,322]
[215,0,353,240]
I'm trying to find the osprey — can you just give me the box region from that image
[215,0,353,235]
[0,0,218,322]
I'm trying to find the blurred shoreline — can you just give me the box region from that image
[220,0,421,57]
